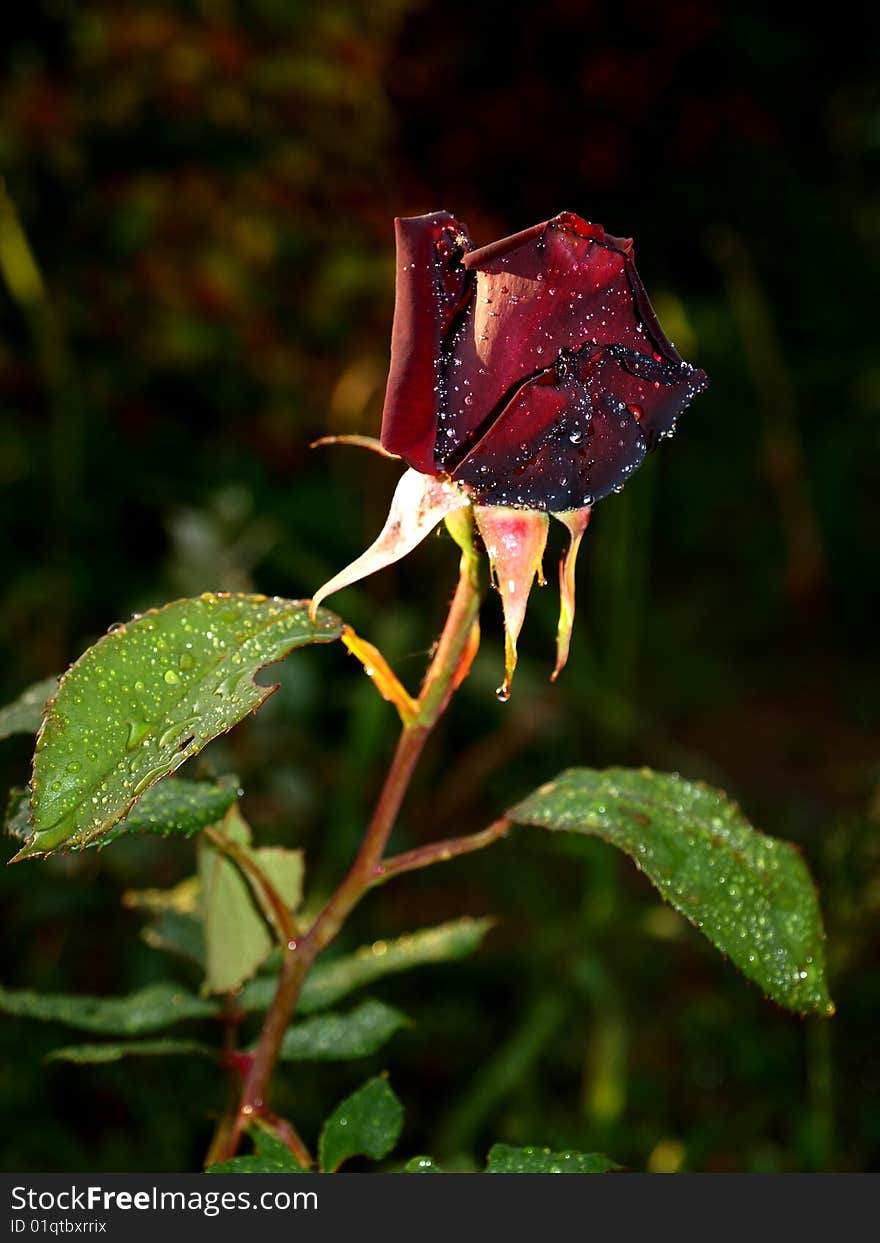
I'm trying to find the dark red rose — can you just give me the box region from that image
[314,209,710,694]
[381,210,708,511]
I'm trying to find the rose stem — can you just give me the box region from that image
[218,544,485,1161]
[375,818,511,884]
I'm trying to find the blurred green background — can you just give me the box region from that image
[0,0,877,1173]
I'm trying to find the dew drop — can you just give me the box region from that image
[164,669,180,685]
[126,720,151,750]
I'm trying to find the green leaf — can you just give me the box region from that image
[92,774,240,846]
[248,847,305,938]
[4,788,31,841]
[240,917,494,1016]
[0,982,217,1034]
[199,805,303,994]
[207,1129,308,1175]
[124,876,201,916]
[402,1155,444,1173]
[140,911,204,968]
[318,1076,404,1173]
[509,767,833,1016]
[485,1143,619,1174]
[278,1000,409,1062]
[0,676,58,741]
[17,594,341,858]
[7,776,240,854]
[46,1038,214,1064]
[124,878,202,967]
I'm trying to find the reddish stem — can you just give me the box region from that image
[376,818,511,884]
[215,544,488,1163]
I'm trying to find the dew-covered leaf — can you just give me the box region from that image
[509,767,833,1015]
[402,1155,444,1173]
[92,775,240,847]
[278,1000,409,1062]
[485,1143,620,1174]
[207,1129,308,1175]
[17,594,341,859]
[0,982,218,1034]
[199,805,303,995]
[0,676,58,741]
[8,776,240,854]
[46,1038,214,1064]
[318,1076,404,1173]
[238,917,493,1016]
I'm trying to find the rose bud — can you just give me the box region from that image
[313,211,708,695]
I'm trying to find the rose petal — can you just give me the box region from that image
[603,345,709,447]
[451,363,578,507]
[438,212,664,470]
[451,341,706,509]
[380,212,474,473]
[310,468,470,616]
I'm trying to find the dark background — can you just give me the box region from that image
[0,0,877,1172]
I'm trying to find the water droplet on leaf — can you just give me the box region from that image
[126,720,150,750]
